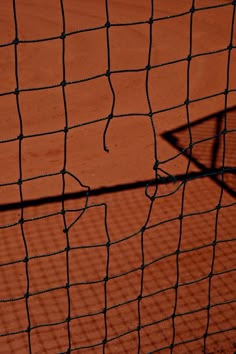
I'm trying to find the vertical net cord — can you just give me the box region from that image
[0,2,235,353]
[203,3,236,353]
[103,0,116,153]
[59,0,72,352]
[102,202,111,354]
[103,2,114,351]
[170,1,195,352]
[12,0,32,352]
[137,0,160,352]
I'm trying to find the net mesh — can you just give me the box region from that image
[0,1,236,353]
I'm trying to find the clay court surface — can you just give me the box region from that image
[0,1,236,353]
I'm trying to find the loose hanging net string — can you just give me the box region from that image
[0,1,235,353]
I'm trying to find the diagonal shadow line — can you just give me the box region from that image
[0,167,235,212]
[162,106,236,199]
[165,105,236,134]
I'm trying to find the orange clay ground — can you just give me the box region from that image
[0,1,236,353]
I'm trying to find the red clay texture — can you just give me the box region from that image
[0,1,236,353]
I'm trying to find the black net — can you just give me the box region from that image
[0,1,236,353]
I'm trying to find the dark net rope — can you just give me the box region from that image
[0,1,236,353]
